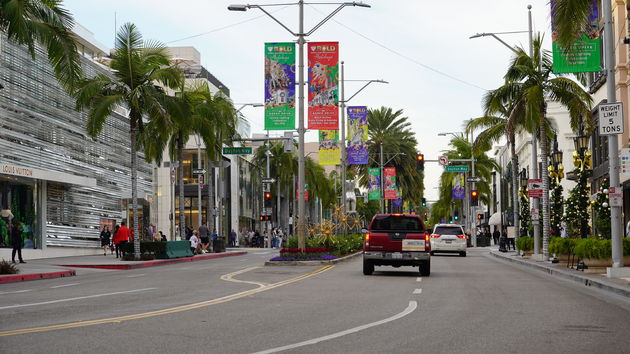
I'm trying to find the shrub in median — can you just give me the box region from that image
[549,237,577,255]
[515,236,533,252]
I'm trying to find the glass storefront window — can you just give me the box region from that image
[0,177,39,249]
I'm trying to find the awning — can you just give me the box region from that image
[488,212,502,226]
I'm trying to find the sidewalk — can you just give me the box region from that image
[0,250,247,284]
[488,247,630,299]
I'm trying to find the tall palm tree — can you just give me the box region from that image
[550,0,594,48]
[0,0,82,92]
[141,81,238,239]
[356,107,424,208]
[502,34,592,257]
[74,23,183,259]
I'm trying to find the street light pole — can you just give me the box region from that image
[228,1,371,251]
[603,0,624,269]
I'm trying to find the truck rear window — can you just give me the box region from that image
[434,227,463,235]
[370,215,424,232]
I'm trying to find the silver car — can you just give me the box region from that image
[430,224,467,257]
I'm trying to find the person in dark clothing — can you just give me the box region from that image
[492,227,500,246]
[100,226,111,256]
[11,220,25,263]
[185,226,193,241]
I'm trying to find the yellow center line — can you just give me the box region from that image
[0,265,334,337]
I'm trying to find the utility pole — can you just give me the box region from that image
[340,61,347,214]
[380,143,385,213]
[528,4,542,259]
[603,0,624,270]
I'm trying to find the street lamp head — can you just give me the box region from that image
[351,2,371,8]
[228,4,248,11]
[469,33,484,39]
[375,79,389,84]
[251,103,264,107]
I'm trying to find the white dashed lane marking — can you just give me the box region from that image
[416,277,422,282]
[50,283,80,289]
[413,288,422,294]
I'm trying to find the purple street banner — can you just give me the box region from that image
[265,42,296,130]
[308,42,339,130]
[347,106,369,165]
[368,168,381,200]
[318,130,340,165]
[393,190,403,207]
[384,167,397,200]
[452,173,465,200]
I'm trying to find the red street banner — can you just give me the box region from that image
[307,42,339,130]
[384,167,397,200]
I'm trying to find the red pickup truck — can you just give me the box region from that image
[363,214,431,276]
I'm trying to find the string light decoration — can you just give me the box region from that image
[565,145,591,238]
[591,178,611,238]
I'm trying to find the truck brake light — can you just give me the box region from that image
[425,233,430,251]
[365,233,370,246]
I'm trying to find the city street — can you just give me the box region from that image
[2,249,630,353]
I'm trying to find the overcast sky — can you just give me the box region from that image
[64,0,553,201]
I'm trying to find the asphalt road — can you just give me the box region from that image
[1,248,630,354]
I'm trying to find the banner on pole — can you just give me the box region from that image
[551,0,601,73]
[308,42,339,130]
[265,42,296,130]
[452,173,465,200]
[393,190,403,207]
[384,167,397,200]
[295,180,309,201]
[318,130,340,165]
[347,106,369,164]
[368,168,381,200]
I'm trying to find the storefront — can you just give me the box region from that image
[0,174,39,249]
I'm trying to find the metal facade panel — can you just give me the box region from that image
[0,33,152,248]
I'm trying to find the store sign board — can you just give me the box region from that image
[0,163,96,187]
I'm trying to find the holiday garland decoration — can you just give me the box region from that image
[565,162,590,237]
[519,187,531,236]
[548,163,564,237]
[591,178,611,238]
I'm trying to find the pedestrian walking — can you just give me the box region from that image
[11,219,25,264]
[492,226,500,246]
[100,226,111,256]
[211,228,218,251]
[199,223,210,253]
[114,221,131,258]
[229,229,237,247]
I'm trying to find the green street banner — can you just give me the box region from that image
[384,167,397,200]
[308,42,339,130]
[551,0,601,73]
[318,130,340,165]
[265,43,296,130]
[368,168,381,200]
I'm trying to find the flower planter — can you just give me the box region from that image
[582,256,630,268]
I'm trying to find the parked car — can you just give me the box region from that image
[430,224,467,257]
[362,214,431,276]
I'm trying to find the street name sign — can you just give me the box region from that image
[528,179,543,198]
[599,102,624,135]
[445,165,469,172]
[192,169,206,175]
[262,178,276,183]
[467,177,481,182]
[223,147,253,155]
[438,155,449,166]
[609,187,623,207]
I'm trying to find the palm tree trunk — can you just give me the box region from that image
[540,105,550,260]
[178,134,186,240]
[130,116,140,260]
[510,136,520,239]
[208,167,215,233]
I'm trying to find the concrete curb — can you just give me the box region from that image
[489,250,630,299]
[264,251,363,266]
[0,269,76,284]
[57,251,248,270]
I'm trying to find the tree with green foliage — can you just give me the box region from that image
[0,0,83,92]
[74,23,183,259]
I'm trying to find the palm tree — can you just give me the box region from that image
[141,81,238,239]
[0,0,83,92]
[501,34,592,257]
[74,23,183,259]
[356,107,424,209]
[550,0,594,48]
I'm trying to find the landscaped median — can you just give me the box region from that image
[265,233,364,266]
[58,251,247,270]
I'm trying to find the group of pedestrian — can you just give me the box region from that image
[99,222,166,258]
[187,223,218,254]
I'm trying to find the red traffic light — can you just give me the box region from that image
[417,153,424,161]
[471,190,478,198]
[264,192,271,199]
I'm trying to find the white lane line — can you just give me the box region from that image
[416,277,422,282]
[50,283,80,289]
[0,289,33,295]
[252,301,418,354]
[413,288,422,294]
[0,288,156,310]
[127,274,146,278]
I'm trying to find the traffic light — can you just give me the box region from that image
[416,153,425,170]
[264,192,272,207]
[454,210,459,221]
[421,198,427,207]
[471,190,479,206]
[477,213,483,220]
[424,212,428,220]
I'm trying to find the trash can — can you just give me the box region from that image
[213,237,225,253]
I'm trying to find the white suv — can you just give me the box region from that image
[430,224,467,257]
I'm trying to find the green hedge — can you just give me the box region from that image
[515,236,533,252]
[549,237,577,255]
[121,241,167,255]
[286,234,364,256]
[572,238,630,260]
